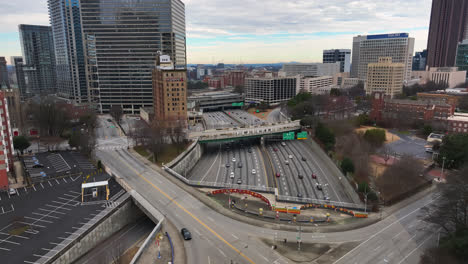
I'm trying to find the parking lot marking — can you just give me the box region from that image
[48,181,52,187]
[0,232,29,239]
[69,191,81,195]
[42,248,59,252]
[40,183,44,189]
[24,230,39,235]
[19,222,45,228]
[32,185,37,191]
[55,179,60,185]
[23,187,27,193]
[58,237,74,241]
[0,247,11,251]
[0,237,20,245]
[52,200,77,207]
[63,178,67,183]
[45,204,71,211]
[24,216,53,224]
[33,254,51,259]
[38,208,65,215]
[49,242,66,246]
[63,193,75,198]
[23,261,39,264]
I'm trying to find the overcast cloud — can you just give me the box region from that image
[0,0,432,64]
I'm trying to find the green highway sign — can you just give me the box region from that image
[283,132,295,140]
[232,102,244,107]
[297,132,308,140]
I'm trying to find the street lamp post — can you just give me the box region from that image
[441,156,446,180]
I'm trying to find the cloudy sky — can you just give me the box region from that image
[1,0,432,65]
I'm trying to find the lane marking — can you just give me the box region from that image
[396,233,436,264]
[110,151,257,264]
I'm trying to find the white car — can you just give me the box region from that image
[281,142,286,146]
[289,155,293,159]
[252,169,256,174]
[9,188,16,195]
[232,158,236,162]
[230,172,235,178]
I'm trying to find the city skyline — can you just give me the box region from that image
[1,0,432,64]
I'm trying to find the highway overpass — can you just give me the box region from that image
[189,120,302,143]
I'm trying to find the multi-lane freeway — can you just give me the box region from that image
[96,115,441,264]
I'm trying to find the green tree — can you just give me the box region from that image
[437,134,468,169]
[341,157,355,175]
[300,115,317,128]
[287,92,313,108]
[330,88,341,96]
[364,129,386,147]
[13,136,31,155]
[315,123,335,151]
[356,113,372,126]
[422,124,433,137]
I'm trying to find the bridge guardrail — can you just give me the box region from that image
[276,195,368,212]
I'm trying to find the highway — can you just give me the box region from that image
[95,116,440,264]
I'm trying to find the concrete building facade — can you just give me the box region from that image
[300,76,334,95]
[245,77,298,105]
[11,57,27,99]
[152,55,187,122]
[280,63,340,77]
[366,57,405,97]
[0,57,9,88]
[80,0,187,114]
[351,33,414,82]
[412,67,467,88]
[323,49,351,72]
[18,24,57,98]
[427,0,468,68]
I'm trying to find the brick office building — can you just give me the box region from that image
[370,92,455,124]
[448,113,468,133]
[0,90,14,190]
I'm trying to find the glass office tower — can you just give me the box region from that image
[80,0,187,113]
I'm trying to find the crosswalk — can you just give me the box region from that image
[47,154,71,173]
[70,152,95,170]
[96,145,128,151]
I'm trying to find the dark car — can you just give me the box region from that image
[181,228,192,240]
[248,149,252,153]
[276,173,281,178]
[301,157,307,161]
[273,148,278,152]
[226,163,230,168]
[238,162,243,168]
[298,174,304,180]
[297,193,303,198]
[32,164,44,168]
[316,184,323,191]
[237,179,242,184]
[107,119,112,122]
[311,173,317,179]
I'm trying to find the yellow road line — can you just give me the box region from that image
[111,152,256,264]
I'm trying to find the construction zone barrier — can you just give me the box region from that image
[300,203,368,218]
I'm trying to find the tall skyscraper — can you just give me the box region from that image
[427,0,468,68]
[11,57,27,98]
[0,57,9,88]
[18,24,57,98]
[48,0,88,103]
[456,40,468,78]
[412,50,428,71]
[80,0,187,113]
[351,33,414,82]
[323,49,351,72]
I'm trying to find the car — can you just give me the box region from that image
[285,160,289,165]
[230,172,235,178]
[324,196,330,201]
[276,173,281,178]
[226,163,230,168]
[9,188,16,196]
[316,184,323,191]
[248,149,252,153]
[181,228,192,240]
[281,142,286,146]
[32,164,44,168]
[273,148,278,152]
[289,155,293,159]
[301,157,306,161]
[237,179,242,184]
[107,119,112,122]
[311,173,317,179]
[238,162,243,168]
[297,193,303,198]
[232,158,236,162]
[298,174,304,180]
[252,169,256,174]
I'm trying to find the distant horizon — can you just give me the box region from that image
[1,0,432,65]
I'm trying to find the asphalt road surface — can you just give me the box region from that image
[188,140,272,188]
[226,110,266,126]
[267,140,354,203]
[203,112,240,130]
[96,121,440,264]
[95,115,129,151]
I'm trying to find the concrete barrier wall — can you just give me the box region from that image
[168,140,203,176]
[50,199,144,264]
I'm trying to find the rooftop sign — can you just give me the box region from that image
[367,33,409,40]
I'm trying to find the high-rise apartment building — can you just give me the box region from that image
[456,40,468,78]
[366,57,405,98]
[299,76,334,95]
[80,0,186,113]
[427,0,468,68]
[18,24,57,98]
[0,57,9,88]
[351,33,414,82]
[413,50,428,71]
[228,71,246,87]
[153,55,187,122]
[48,0,88,103]
[11,57,26,98]
[245,77,298,105]
[281,63,340,77]
[323,49,351,72]
[0,90,14,190]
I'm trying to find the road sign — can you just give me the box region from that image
[232,102,244,107]
[283,132,295,140]
[297,132,308,140]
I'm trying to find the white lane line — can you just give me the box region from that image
[231,234,238,239]
[23,261,38,263]
[396,233,436,264]
[217,248,227,257]
[55,179,60,184]
[259,254,269,262]
[207,216,214,222]
[374,245,382,251]
[332,196,441,264]
[193,228,201,236]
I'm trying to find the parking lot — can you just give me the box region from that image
[267,140,354,203]
[1,150,125,264]
[202,112,240,130]
[224,110,266,127]
[385,131,432,160]
[188,139,272,189]
[23,151,96,183]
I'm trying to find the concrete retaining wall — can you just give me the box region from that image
[167,140,203,176]
[49,199,144,264]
